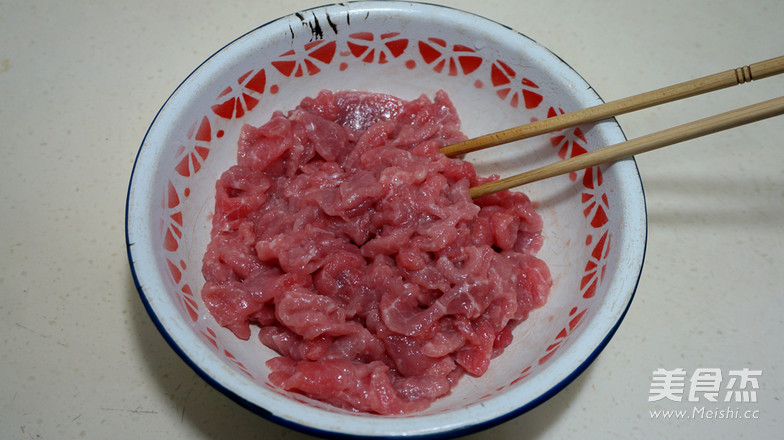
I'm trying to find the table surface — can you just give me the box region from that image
[2,1,782,438]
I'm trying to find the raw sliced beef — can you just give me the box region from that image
[202,90,552,414]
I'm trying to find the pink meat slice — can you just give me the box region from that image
[202,89,552,414]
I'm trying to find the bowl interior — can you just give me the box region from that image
[127,1,645,437]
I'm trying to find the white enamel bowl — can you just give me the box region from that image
[126,1,646,438]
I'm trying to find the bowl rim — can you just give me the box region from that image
[125,1,648,438]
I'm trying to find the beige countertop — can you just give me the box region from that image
[2,0,782,438]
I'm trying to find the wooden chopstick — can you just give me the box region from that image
[468,95,784,199]
[441,55,784,158]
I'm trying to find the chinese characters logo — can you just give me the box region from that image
[648,368,762,403]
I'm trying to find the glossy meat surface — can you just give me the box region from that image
[202,90,551,414]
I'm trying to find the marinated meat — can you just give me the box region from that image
[201,90,551,414]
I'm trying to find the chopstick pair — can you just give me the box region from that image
[441,56,784,199]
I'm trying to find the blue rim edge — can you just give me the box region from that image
[124,1,649,439]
